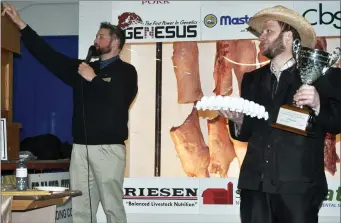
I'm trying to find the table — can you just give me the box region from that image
[11,190,81,211]
[2,190,81,223]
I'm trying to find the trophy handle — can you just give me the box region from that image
[324,47,341,74]
[292,39,301,61]
[328,47,341,67]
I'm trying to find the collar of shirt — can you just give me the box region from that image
[270,57,296,81]
[99,55,120,69]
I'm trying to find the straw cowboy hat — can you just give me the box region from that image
[247,5,316,48]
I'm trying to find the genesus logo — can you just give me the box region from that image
[117,12,143,29]
[117,12,198,40]
[202,182,233,205]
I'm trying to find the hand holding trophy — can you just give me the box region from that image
[272,39,341,137]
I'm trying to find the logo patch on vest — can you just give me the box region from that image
[102,77,111,82]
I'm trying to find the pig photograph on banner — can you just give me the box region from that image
[118,36,340,179]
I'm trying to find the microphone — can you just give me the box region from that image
[85,45,97,64]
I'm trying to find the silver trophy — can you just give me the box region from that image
[293,39,341,85]
[272,39,340,137]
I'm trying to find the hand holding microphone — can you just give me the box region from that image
[78,62,96,81]
[85,45,97,63]
[78,45,97,81]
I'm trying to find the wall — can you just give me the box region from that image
[11,1,79,36]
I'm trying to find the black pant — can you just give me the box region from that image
[240,189,325,223]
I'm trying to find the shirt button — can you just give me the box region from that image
[266,160,269,163]
[267,145,271,149]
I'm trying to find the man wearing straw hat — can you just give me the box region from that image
[219,5,341,223]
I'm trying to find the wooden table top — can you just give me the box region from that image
[11,190,82,201]
[2,190,82,211]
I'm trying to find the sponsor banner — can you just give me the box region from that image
[26,172,339,217]
[123,177,200,214]
[109,1,339,43]
[28,172,72,223]
[79,1,339,49]
[200,1,340,41]
[200,1,294,41]
[294,1,340,37]
[319,179,341,216]
[112,1,201,43]
[122,178,340,216]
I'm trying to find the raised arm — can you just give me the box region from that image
[2,2,80,86]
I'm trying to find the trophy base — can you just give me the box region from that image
[271,123,314,137]
[271,104,314,137]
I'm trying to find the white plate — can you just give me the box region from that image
[34,186,69,192]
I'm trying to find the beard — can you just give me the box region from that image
[96,45,111,55]
[95,39,113,56]
[262,33,286,59]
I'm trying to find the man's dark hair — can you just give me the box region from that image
[278,21,301,42]
[100,22,126,50]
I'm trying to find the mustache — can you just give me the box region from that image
[260,41,267,48]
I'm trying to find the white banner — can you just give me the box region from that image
[123,177,199,214]
[84,1,340,43]
[319,180,341,217]
[121,177,339,216]
[200,1,340,41]
[111,1,201,43]
[79,1,340,56]
[112,1,340,43]
[27,173,339,218]
[200,1,294,41]
[293,1,341,37]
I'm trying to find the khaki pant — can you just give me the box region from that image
[1,196,12,223]
[70,144,126,223]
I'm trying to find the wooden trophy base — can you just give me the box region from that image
[271,104,314,137]
[271,123,309,136]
